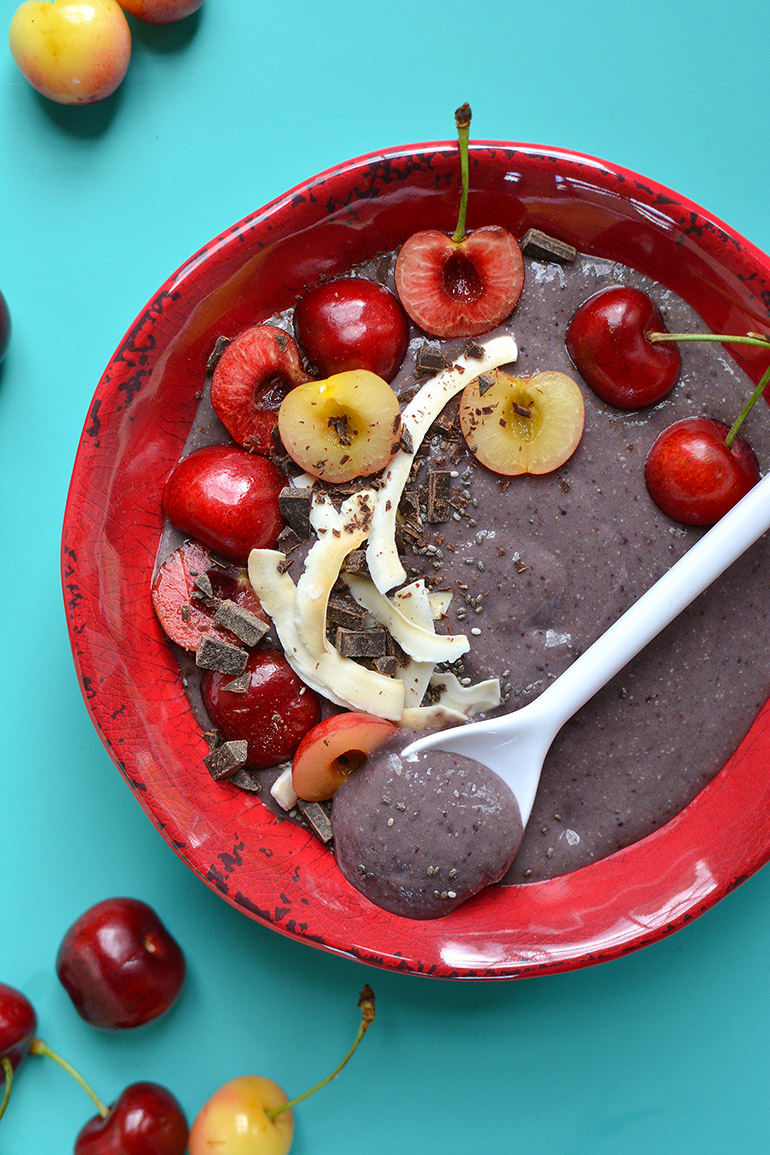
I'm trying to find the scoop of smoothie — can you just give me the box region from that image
[332,731,523,919]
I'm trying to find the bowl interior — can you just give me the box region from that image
[62,142,770,978]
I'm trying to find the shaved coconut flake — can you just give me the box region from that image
[428,590,453,617]
[248,549,404,720]
[429,672,501,715]
[366,334,518,592]
[391,581,438,707]
[342,573,469,663]
[400,705,468,730]
[271,766,298,811]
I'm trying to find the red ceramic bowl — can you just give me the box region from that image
[62,141,770,979]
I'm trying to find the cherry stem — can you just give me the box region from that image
[0,1057,12,1122]
[647,330,770,450]
[451,103,472,245]
[265,985,376,1121]
[29,1038,109,1119]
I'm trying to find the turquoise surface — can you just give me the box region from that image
[2,2,770,1152]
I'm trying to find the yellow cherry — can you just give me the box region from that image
[188,1075,294,1155]
[9,0,131,105]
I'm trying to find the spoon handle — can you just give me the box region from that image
[540,471,770,729]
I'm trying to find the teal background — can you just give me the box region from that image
[2,2,770,1152]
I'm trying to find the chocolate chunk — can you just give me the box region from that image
[213,600,269,648]
[477,373,495,397]
[276,557,294,574]
[180,605,191,622]
[341,549,369,576]
[427,470,452,523]
[415,344,452,378]
[196,636,249,675]
[327,593,369,630]
[297,799,333,844]
[194,572,214,598]
[335,628,388,658]
[206,335,231,375]
[276,525,302,554]
[329,413,352,445]
[222,671,252,693]
[204,739,248,780]
[399,425,414,455]
[229,767,263,793]
[521,228,577,265]
[373,654,399,677]
[278,487,312,539]
[464,340,485,359]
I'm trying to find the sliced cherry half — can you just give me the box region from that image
[211,325,312,453]
[152,539,267,651]
[566,286,681,408]
[291,712,398,801]
[293,278,409,383]
[394,104,524,338]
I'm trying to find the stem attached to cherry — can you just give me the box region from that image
[450,103,472,245]
[265,985,376,1121]
[29,1038,109,1119]
[0,1057,12,1122]
[647,329,770,448]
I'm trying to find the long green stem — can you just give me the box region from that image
[0,1057,12,1122]
[29,1039,109,1119]
[266,986,376,1121]
[648,331,770,350]
[451,104,472,244]
[725,361,770,448]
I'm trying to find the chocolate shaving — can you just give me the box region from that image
[206,335,231,376]
[196,636,248,675]
[213,600,269,648]
[276,525,302,554]
[427,470,452,523]
[521,228,577,265]
[512,402,531,418]
[180,605,191,622]
[400,425,414,454]
[477,373,495,397]
[204,739,248,780]
[342,549,369,576]
[335,627,388,658]
[278,487,312,538]
[297,799,333,844]
[329,414,352,446]
[194,572,214,598]
[276,557,293,575]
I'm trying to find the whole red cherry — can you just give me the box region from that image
[75,1082,188,1155]
[0,983,36,1078]
[202,649,321,769]
[56,898,186,1030]
[566,286,681,408]
[162,444,285,564]
[293,278,410,383]
[644,417,760,525]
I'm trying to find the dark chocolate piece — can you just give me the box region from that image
[204,739,248,780]
[400,425,414,455]
[427,470,452,523]
[276,557,294,574]
[229,767,263,793]
[342,549,369,575]
[477,373,495,397]
[463,340,485,359]
[336,627,388,658]
[297,799,333,844]
[196,636,248,675]
[327,594,369,630]
[278,487,312,539]
[194,572,214,598]
[222,671,251,693]
[206,335,231,375]
[213,600,269,647]
[276,525,302,554]
[415,344,452,377]
[521,228,577,265]
[373,654,399,677]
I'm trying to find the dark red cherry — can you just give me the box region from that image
[0,983,36,1078]
[74,1082,188,1155]
[644,417,760,525]
[293,278,409,383]
[162,444,285,564]
[566,286,681,408]
[201,649,321,769]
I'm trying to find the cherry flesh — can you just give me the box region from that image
[644,417,760,526]
[211,326,312,454]
[566,286,681,408]
[75,1082,189,1155]
[394,105,524,338]
[202,649,321,769]
[0,983,36,1078]
[151,539,267,651]
[293,278,409,383]
[56,897,186,1030]
[0,290,10,363]
[162,444,285,564]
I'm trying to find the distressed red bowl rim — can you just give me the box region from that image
[62,140,770,980]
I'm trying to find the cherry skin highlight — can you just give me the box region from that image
[644,417,760,525]
[293,278,409,383]
[566,286,681,408]
[56,898,186,1030]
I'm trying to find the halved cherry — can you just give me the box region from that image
[151,540,268,651]
[210,325,312,453]
[278,370,402,483]
[394,105,524,339]
[459,369,585,475]
[292,713,398,802]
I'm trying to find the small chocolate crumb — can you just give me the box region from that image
[427,470,452,523]
[521,227,577,265]
[415,345,452,378]
[297,799,333,844]
[342,549,370,576]
[206,335,231,375]
[276,557,294,575]
[477,373,495,397]
[196,636,249,675]
[400,425,415,455]
[180,605,191,622]
[204,739,248,780]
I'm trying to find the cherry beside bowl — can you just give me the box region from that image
[62,140,770,979]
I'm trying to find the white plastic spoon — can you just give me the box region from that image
[402,470,770,827]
